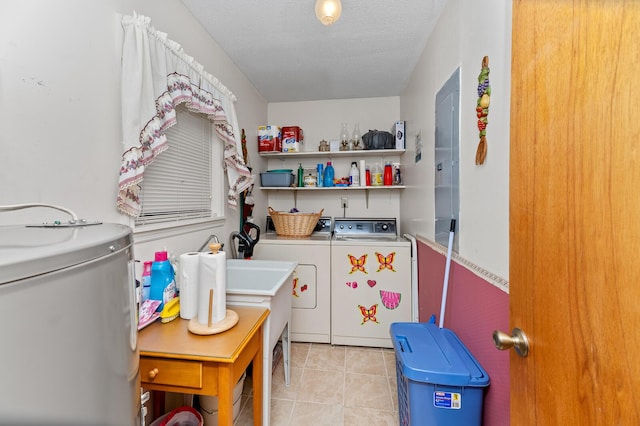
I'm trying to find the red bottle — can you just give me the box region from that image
[365,167,371,186]
[383,162,393,186]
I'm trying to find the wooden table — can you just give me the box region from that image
[138,306,269,426]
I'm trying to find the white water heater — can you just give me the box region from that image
[0,222,140,425]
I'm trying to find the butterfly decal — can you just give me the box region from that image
[375,252,396,272]
[292,277,300,298]
[345,281,358,289]
[358,304,379,324]
[348,254,368,274]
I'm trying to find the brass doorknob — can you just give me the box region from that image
[493,328,529,357]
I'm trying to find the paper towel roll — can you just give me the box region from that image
[179,252,200,320]
[359,160,366,187]
[197,250,227,325]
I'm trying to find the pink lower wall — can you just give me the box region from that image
[417,240,510,426]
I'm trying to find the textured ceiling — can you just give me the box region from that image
[181,0,447,102]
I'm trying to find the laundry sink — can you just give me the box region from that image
[225,258,297,425]
[226,259,297,350]
[226,259,297,296]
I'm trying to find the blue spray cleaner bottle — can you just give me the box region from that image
[149,250,176,311]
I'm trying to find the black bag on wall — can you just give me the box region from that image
[362,130,395,150]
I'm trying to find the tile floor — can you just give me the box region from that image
[234,342,400,426]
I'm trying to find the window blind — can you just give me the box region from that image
[136,106,215,225]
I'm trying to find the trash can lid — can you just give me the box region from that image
[390,322,490,387]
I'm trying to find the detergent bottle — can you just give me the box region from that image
[323,161,335,187]
[149,250,176,311]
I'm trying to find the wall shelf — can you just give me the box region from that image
[259,149,405,159]
[260,149,405,209]
[260,185,405,191]
[260,185,405,208]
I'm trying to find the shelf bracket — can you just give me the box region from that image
[365,189,370,209]
[293,189,298,209]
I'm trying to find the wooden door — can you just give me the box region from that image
[510,1,640,424]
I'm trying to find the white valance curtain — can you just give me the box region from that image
[117,13,253,217]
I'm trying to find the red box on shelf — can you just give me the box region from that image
[258,125,281,152]
[281,126,304,152]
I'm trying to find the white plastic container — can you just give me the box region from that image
[349,161,360,186]
[199,372,245,426]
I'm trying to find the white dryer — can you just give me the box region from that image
[331,218,412,348]
[252,216,332,343]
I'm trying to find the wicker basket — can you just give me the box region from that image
[268,207,324,238]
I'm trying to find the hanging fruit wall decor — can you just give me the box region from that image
[475,56,491,165]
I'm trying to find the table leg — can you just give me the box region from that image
[253,325,264,426]
[218,365,234,426]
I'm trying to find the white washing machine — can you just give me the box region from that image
[252,216,332,343]
[331,218,412,348]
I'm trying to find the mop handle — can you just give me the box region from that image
[439,219,456,328]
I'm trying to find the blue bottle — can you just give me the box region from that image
[140,261,152,302]
[317,163,324,187]
[149,251,176,311]
[323,161,334,187]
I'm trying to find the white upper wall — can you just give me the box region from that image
[400,0,512,279]
[0,0,267,262]
[268,97,400,149]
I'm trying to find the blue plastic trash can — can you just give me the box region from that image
[390,322,490,426]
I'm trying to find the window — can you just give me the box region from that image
[135,105,224,227]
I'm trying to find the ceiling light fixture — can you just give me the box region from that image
[315,0,342,26]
